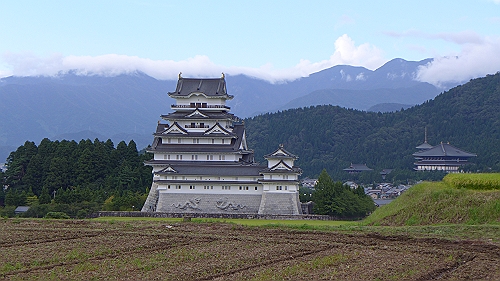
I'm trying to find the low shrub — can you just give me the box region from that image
[44,212,70,219]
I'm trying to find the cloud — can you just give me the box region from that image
[1,35,386,83]
[415,36,500,87]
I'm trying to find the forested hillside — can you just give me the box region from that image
[0,138,152,217]
[245,72,500,181]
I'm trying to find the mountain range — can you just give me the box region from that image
[0,58,457,162]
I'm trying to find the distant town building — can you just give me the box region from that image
[14,206,30,214]
[141,74,302,215]
[343,163,373,173]
[300,178,318,188]
[380,169,393,180]
[343,181,359,189]
[413,142,476,172]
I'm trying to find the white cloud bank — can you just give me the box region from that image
[0,35,385,83]
[415,35,500,87]
[385,29,500,87]
[2,33,500,86]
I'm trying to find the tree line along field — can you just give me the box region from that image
[1,219,499,280]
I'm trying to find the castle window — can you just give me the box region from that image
[212,139,215,144]
[178,139,181,144]
[222,139,225,144]
[190,185,195,189]
[255,187,258,190]
[168,185,170,189]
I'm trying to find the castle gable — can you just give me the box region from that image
[185,109,209,118]
[204,123,231,135]
[162,122,188,135]
[269,160,293,171]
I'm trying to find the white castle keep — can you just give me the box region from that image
[141,74,302,215]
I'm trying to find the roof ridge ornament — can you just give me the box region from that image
[178,72,182,79]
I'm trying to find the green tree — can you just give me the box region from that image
[38,186,52,204]
[4,141,38,187]
[312,169,375,218]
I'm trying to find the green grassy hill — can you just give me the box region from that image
[364,173,500,226]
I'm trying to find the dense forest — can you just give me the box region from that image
[245,72,500,182]
[0,138,152,217]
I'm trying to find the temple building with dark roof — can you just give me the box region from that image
[141,74,302,215]
[413,142,476,172]
[343,163,373,173]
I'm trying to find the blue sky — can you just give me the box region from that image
[1,0,500,86]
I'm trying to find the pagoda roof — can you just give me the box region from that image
[343,164,373,172]
[415,141,433,150]
[149,124,251,154]
[413,143,476,158]
[380,169,393,175]
[168,76,233,99]
[152,163,265,176]
[264,144,298,159]
[161,110,236,120]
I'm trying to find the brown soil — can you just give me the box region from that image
[1,219,499,280]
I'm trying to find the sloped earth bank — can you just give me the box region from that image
[1,219,499,280]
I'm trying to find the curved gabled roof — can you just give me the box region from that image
[264,144,298,160]
[413,143,476,158]
[161,110,236,120]
[259,159,302,174]
[415,141,433,150]
[168,77,233,99]
[343,164,373,172]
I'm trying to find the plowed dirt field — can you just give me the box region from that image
[1,219,499,280]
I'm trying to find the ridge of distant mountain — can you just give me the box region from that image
[229,58,441,115]
[280,83,438,112]
[0,58,460,162]
[367,103,413,112]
